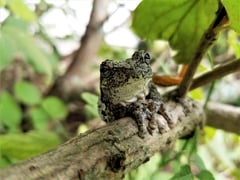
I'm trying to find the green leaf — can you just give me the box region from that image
[28,107,49,130]
[0,156,11,168]
[2,24,53,80]
[0,30,17,71]
[222,0,240,32]
[197,170,215,180]
[231,169,240,180]
[170,165,193,180]
[0,92,22,129]
[4,16,30,32]
[0,17,31,71]
[0,131,61,162]
[41,96,68,121]
[7,0,37,22]
[132,0,218,64]
[81,92,99,119]
[81,92,98,107]
[192,154,206,171]
[84,105,99,119]
[228,31,240,58]
[14,81,41,105]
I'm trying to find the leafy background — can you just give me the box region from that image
[0,0,240,179]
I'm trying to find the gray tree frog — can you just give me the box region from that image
[98,50,171,138]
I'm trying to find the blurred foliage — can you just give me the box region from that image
[80,92,99,120]
[14,81,42,105]
[0,1,239,180]
[0,0,67,167]
[125,132,214,180]
[0,16,55,81]
[222,0,240,32]
[4,0,37,22]
[0,131,61,167]
[0,92,22,131]
[41,96,68,121]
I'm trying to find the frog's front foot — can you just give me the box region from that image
[146,113,169,135]
[147,102,173,135]
[130,99,173,138]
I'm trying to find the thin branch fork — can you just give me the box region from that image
[190,59,240,90]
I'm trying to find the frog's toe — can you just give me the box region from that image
[147,116,157,135]
[136,123,148,138]
[138,130,146,139]
[134,118,148,138]
[156,115,170,133]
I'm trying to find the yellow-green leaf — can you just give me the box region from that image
[0,131,61,162]
[222,0,240,32]
[0,0,6,6]
[7,0,37,22]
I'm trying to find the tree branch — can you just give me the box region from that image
[1,97,240,179]
[0,98,204,180]
[48,0,110,97]
[206,102,240,135]
[190,59,240,90]
[177,5,227,97]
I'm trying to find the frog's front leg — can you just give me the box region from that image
[147,83,173,133]
[146,99,160,134]
[147,82,161,101]
[129,102,149,138]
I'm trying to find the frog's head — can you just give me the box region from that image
[132,50,151,65]
[100,50,153,104]
[129,50,152,79]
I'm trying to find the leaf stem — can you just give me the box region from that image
[176,5,227,97]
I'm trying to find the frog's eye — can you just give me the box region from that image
[132,51,139,59]
[144,53,150,60]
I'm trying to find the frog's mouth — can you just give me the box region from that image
[113,78,151,106]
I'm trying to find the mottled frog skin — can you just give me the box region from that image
[98,50,171,137]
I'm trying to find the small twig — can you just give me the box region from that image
[176,5,227,97]
[190,59,240,90]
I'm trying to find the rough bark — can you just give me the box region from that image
[0,97,205,180]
